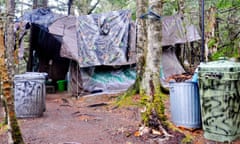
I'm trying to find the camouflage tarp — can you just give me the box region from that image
[76,10,131,67]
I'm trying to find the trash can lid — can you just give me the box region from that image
[198,58,240,72]
[14,72,46,80]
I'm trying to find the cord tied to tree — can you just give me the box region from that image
[139,5,161,20]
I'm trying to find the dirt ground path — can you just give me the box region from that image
[18,92,185,144]
[1,92,240,144]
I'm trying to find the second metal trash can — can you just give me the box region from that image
[198,59,240,142]
[14,72,46,118]
[169,81,201,129]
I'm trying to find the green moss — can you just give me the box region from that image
[140,78,168,128]
[115,76,141,107]
[181,133,193,143]
[5,101,24,144]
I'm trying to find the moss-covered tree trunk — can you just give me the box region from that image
[140,0,171,139]
[0,0,24,143]
[133,0,148,93]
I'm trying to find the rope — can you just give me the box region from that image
[139,5,161,20]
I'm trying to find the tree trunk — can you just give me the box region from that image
[136,0,147,92]
[205,6,217,59]
[177,0,190,69]
[76,0,89,15]
[42,0,48,8]
[68,0,74,15]
[116,0,148,104]
[178,0,184,17]
[198,0,205,62]
[1,0,24,143]
[140,1,171,139]
[33,0,48,9]
[33,0,38,9]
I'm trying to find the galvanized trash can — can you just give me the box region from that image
[169,81,201,129]
[198,59,240,142]
[14,72,46,118]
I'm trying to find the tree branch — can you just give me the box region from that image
[218,6,240,14]
[88,0,100,15]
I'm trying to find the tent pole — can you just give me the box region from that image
[77,62,79,98]
[201,0,205,62]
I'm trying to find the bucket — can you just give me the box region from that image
[57,80,66,92]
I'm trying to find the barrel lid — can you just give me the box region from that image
[198,58,240,72]
[14,72,46,79]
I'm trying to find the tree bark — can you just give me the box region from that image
[136,0,147,92]
[177,0,190,69]
[205,6,217,59]
[33,0,48,9]
[140,1,170,139]
[115,0,148,104]
[178,0,185,17]
[75,0,89,15]
[1,0,24,143]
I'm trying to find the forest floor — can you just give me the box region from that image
[1,92,240,144]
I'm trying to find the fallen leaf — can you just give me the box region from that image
[134,131,140,137]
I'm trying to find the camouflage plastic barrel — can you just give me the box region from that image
[169,81,201,129]
[14,72,46,118]
[198,59,240,142]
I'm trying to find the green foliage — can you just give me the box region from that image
[181,133,193,144]
[210,46,239,60]
[207,38,217,48]
[217,0,234,9]
[162,0,178,16]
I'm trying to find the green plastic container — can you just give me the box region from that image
[57,80,66,92]
[198,59,240,142]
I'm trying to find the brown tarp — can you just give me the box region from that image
[49,14,200,65]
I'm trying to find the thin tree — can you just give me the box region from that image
[0,0,24,143]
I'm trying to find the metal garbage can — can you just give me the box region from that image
[198,59,240,142]
[14,72,46,118]
[169,81,201,129]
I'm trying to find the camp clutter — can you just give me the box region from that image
[169,58,240,142]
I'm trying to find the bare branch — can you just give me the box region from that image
[88,0,100,14]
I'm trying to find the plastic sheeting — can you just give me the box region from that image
[80,66,136,93]
[161,15,201,46]
[19,8,64,29]
[76,10,131,67]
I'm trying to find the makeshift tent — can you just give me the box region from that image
[18,8,200,96]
